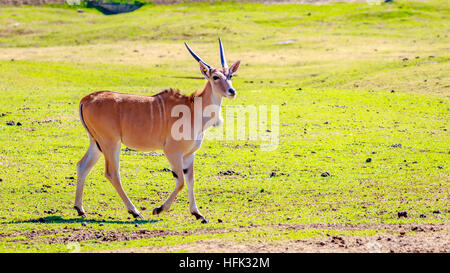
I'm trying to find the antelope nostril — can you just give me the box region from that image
[228,89,236,95]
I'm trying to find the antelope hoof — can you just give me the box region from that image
[152,206,163,215]
[74,206,86,218]
[128,210,144,219]
[192,212,208,223]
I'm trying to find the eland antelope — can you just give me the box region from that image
[74,39,240,223]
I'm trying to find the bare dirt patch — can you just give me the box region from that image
[109,232,450,253]
[2,223,447,250]
[2,223,443,252]
[0,226,226,244]
[275,223,448,233]
[106,223,450,253]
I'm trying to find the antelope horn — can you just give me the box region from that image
[184,42,211,69]
[218,37,227,68]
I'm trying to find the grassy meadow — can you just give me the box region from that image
[0,1,448,252]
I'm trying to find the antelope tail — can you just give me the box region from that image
[79,103,102,152]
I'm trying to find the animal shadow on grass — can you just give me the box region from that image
[2,216,159,225]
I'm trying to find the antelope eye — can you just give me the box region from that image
[213,76,219,80]
[229,75,233,79]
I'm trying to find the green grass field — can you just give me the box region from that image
[0,1,448,252]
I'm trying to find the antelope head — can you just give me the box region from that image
[185,38,241,99]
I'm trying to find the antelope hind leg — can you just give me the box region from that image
[74,138,101,217]
[103,141,144,219]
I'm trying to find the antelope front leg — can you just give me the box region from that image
[153,152,184,215]
[183,153,207,223]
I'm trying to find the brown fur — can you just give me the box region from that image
[74,58,240,222]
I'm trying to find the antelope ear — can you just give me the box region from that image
[199,61,211,79]
[229,60,241,75]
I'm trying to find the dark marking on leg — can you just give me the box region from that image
[183,168,188,174]
[171,170,178,178]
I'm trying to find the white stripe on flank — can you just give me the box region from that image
[156,95,163,125]
[158,95,167,124]
[149,99,153,133]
